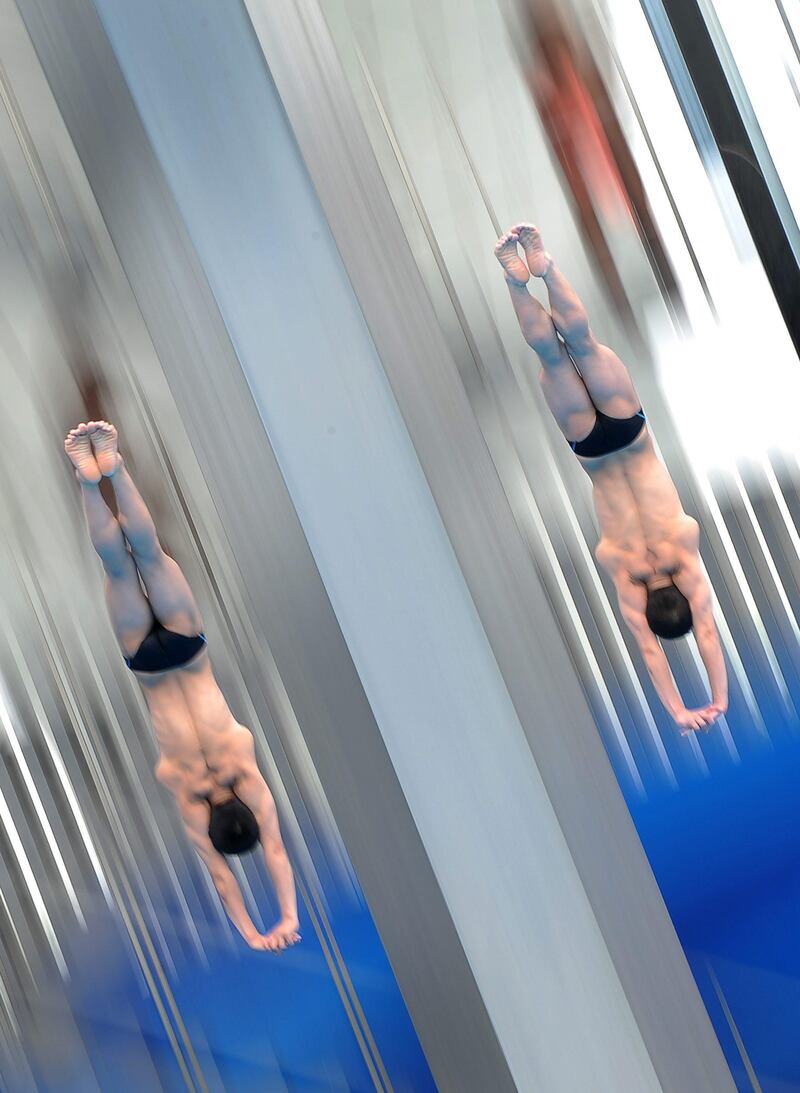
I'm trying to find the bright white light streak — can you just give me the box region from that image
[781,0,800,48]
[37,619,181,977]
[733,467,800,648]
[646,330,787,730]
[696,474,785,729]
[0,886,34,987]
[708,0,800,248]
[604,0,753,310]
[514,467,645,796]
[0,684,85,926]
[0,967,20,1039]
[74,628,202,971]
[0,786,66,977]
[762,457,800,588]
[2,620,113,906]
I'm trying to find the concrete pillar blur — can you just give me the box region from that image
[16,0,734,1089]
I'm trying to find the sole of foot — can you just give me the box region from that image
[513,223,552,278]
[87,420,121,476]
[494,230,530,285]
[64,424,101,484]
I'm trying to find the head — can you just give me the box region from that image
[207,791,260,856]
[645,576,693,640]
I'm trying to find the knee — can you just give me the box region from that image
[118,514,160,554]
[522,321,561,364]
[95,538,129,577]
[127,539,164,571]
[553,311,592,352]
[531,330,565,368]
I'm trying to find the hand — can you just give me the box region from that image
[247,919,301,953]
[675,706,717,735]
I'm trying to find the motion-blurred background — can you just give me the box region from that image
[1,0,799,1089]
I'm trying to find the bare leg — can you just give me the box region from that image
[495,230,596,442]
[80,483,154,653]
[66,425,153,654]
[515,224,640,418]
[86,423,203,636]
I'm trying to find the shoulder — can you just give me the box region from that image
[674,515,700,548]
[155,757,185,793]
[595,538,620,574]
[226,724,257,764]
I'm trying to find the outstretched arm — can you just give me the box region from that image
[177,795,263,946]
[234,748,299,948]
[615,576,716,732]
[674,559,728,715]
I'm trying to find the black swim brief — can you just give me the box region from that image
[125,620,207,673]
[570,407,646,459]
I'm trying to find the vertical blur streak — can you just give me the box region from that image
[705,960,764,1093]
[588,0,714,319]
[0,687,85,926]
[697,0,800,266]
[0,787,65,977]
[3,621,113,907]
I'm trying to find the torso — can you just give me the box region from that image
[582,427,699,582]
[137,650,252,800]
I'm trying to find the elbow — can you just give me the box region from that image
[262,835,287,861]
[208,862,231,893]
[693,620,718,646]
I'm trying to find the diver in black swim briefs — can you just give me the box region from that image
[494,224,728,734]
[64,420,300,951]
[124,621,207,673]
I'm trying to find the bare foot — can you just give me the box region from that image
[87,421,121,476]
[64,424,101,484]
[514,223,552,278]
[494,229,530,285]
[250,918,301,953]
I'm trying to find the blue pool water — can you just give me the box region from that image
[48,894,435,1092]
[632,734,800,1091]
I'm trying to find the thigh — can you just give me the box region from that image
[538,351,598,443]
[103,554,154,656]
[570,341,640,417]
[136,551,204,636]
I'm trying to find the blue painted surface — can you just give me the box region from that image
[54,894,435,1092]
[630,733,800,1091]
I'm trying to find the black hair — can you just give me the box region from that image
[645,584,693,640]
[208,796,260,855]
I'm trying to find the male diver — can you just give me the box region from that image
[495,224,727,733]
[65,421,300,950]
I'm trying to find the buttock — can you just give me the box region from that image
[570,407,646,460]
[126,621,207,674]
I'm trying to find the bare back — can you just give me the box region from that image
[140,652,254,796]
[586,428,698,581]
